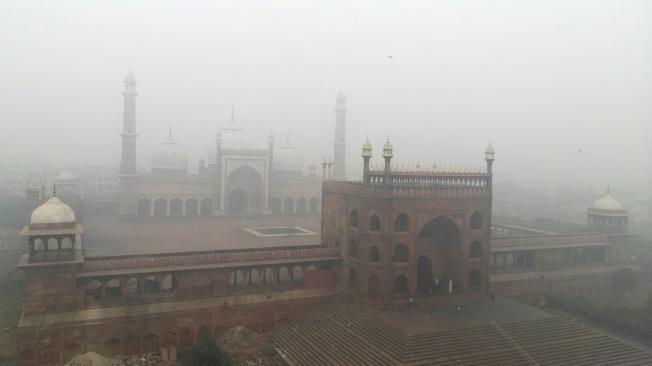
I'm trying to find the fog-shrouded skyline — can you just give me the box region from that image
[1,0,650,193]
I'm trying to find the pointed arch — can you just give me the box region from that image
[394,213,410,232]
[153,198,167,216]
[350,209,359,228]
[369,215,381,231]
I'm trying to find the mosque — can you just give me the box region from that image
[13,73,650,365]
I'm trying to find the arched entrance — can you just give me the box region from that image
[418,216,461,291]
[417,256,432,294]
[226,166,264,213]
[228,187,248,213]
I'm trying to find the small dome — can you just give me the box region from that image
[382,138,393,158]
[56,169,76,182]
[30,197,76,225]
[274,135,303,172]
[592,194,625,211]
[151,133,188,174]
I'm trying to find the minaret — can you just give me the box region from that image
[362,138,372,185]
[120,72,138,175]
[332,91,347,179]
[118,71,138,216]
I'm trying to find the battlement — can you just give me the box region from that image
[323,177,491,199]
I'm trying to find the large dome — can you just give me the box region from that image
[591,193,625,211]
[274,135,303,172]
[30,197,76,225]
[151,133,188,174]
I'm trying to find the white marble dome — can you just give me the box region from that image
[591,193,625,211]
[30,197,76,225]
[151,134,188,173]
[274,136,303,172]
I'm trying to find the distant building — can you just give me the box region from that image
[116,73,324,217]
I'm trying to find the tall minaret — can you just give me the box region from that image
[332,91,347,179]
[120,72,138,175]
[118,71,138,216]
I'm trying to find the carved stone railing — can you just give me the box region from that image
[84,245,340,271]
[324,180,490,199]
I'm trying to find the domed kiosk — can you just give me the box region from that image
[151,130,189,175]
[587,188,628,233]
[20,196,84,263]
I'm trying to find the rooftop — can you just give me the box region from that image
[82,214,321,256]
[271,296,652,365]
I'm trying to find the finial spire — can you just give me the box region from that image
[52,184,56,197]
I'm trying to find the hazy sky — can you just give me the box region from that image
[1,1,650,192]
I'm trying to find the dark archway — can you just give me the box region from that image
[469,269,482,290]
[369,215,381,231]
[228,187,248,213]
[417,256,433,294]
[394,244,408,262]
[419,216,461,290]
[153,198,167,216]
[185,198,198,216]
[350,209,359,228]
[393,275,409,295]
[227,165,264,212]
[395,213,410,232]
[368,275,380,297]
[297,197,307,213]
[137,199,151,216]
[169,198,182,216]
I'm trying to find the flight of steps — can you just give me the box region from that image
[270,303,652,366]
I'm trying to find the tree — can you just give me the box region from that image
[611,268,639,304]
[186,334,232,366]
